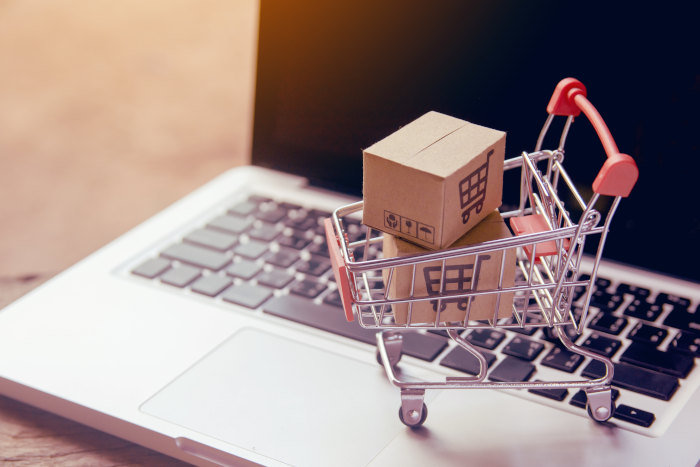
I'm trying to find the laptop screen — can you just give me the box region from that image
[252,1,697,282]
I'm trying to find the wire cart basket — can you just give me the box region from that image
[325,78,639,427]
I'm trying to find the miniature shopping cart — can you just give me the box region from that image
[325,78,639,427]
[459,149,492,224]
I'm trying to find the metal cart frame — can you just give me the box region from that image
[325,78,638,427]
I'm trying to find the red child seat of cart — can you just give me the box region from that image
[324,218,355,322]
[509,214,570,259]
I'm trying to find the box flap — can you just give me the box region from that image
[363,111,465,163]
[412,121,506,177]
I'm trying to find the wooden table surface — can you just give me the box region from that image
[0,0,258,464]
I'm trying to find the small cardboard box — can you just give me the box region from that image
[383,210,516,324]
[363,111,505,250]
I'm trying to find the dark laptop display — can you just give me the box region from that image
[252,1,698,282]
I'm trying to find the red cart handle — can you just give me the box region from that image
[547,77,638,197]
[324,218,355,322]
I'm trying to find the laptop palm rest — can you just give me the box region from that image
[141,328,403,466]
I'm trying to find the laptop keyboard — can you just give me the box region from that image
[130,194,698,434]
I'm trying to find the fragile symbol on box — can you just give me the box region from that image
[459,149,493,224]
[384,210,435,245]
[401,217,417,237]
[385,211,399,229]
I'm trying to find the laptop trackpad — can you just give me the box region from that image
[141,328,403,466]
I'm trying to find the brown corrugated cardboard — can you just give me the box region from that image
[363,111,505,249]
[383,210,516,325]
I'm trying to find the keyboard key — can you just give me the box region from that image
[620,342,694,378]
[509,325,539,336]
[308,209,332,221]
[278,202,302,211]
[256,269,294,289]
[427,329,451,338]
[655,293,691,309]
[541,323,581,346]
[582,360,679,400]
[255,206,288,223]
[588,312,628,336]
[488,356,535,382]
[627,322,668,346]
[540,346,584,373]
[226,260,262,280]
[191,275,232,297]
[132,257,170,278]
[222,284,273,309]
[528,381,568,401]
[277,229,312,249]
[615,283,650,299]
[161,243,230,271]
[594,276,612,290]
[670,331,700,357]
[307,241,330,257]
[351,244,380,262]
[322,289,344,308]
[572,285,586,302]
[263,294,378,345]
[502,336,544,361]
[589,290,624,312]
[265,249,300,268]
[344,222,368,243]
[160,265,201,287]
[284,215,318,231]
[184,228,237,251]
[569,389,589,409]
[400,332,449,361]
[579,333,621,358]
[440,346,497,374]
[613,404,655,427]
[247,223,280,242]
[579,274,611,291]
[663,306,700,334]
[290,279,327,298]
[228,200,258,217]
[464,328,505,350]
[296,256,331,276]
[208,215,253,234]
[623,299,663,322]
[233,240,269,259]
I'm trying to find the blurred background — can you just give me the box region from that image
[0,0,257,283]
[0,0,256,463]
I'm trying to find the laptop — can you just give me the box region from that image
[1,1,698,465]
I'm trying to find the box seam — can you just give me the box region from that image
[405,123,467,162]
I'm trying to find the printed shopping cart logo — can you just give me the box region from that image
[384,210,435,245]
[422,255,491,312]
[459,149,493,224]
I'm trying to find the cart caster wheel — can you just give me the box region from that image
[398,403,428,428]
[586,401,615,422]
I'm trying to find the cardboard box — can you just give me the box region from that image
[383,210,516,325]
[363,111,505,250]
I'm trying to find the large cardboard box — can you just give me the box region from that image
[363,111,505,250]
[383,210,516,325]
